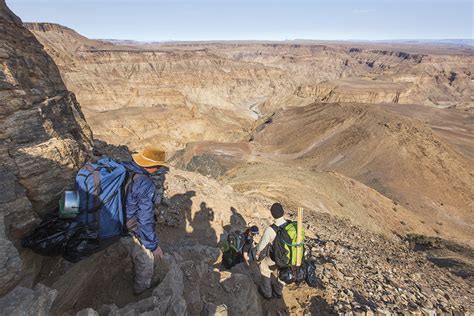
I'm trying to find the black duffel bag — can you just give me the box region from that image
[278,264,306,284]
[278,259,319,287]
[22,211,100,262]
[305,259,319,288]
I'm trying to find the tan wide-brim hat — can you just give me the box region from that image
[132,147,167,168]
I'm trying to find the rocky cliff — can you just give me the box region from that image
[205,43,473,109]
[0,0,92,295]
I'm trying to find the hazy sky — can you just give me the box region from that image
[6,0,474,41]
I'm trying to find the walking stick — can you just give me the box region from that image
[296,207,304,266]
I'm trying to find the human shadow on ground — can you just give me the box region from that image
[188,201,218,246]
[15,143,292,315]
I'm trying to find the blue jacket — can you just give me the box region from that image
[121,161,159,251]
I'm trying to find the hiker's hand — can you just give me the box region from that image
[153,246,164,260]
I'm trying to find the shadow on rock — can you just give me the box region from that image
[310,295,337,315]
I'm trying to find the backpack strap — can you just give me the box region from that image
[271,220,290,233]
[124,172,138,196]
[121,171,138,235]
[79,164,109,227]
[84,165,102,210]
[79,164,97,226]
[270,224,279,233]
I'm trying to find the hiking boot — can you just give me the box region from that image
[259,277,273,299]
[271,278,284,298]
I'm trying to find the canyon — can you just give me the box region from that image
[0,1,473,315]
[26,22,473,153]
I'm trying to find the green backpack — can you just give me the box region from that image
[270,221,305,268]
[220,231,244,269]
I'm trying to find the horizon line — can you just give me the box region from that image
[23,21,473,47]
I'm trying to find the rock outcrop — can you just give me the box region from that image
[296,78,409,104]
[0,283,57,316]
[0,216,21,298]
[0,0,92,295]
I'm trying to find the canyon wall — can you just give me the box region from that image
[0,0,93,295]
[26,24,473,152]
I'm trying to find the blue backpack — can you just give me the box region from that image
[75,157,130,238]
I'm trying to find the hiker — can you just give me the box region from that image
[221,225,259,269]
[256,203,287,299]
[120,147,167,295]
[242,225,259,264]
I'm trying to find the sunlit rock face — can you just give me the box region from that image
[26,23,473,152]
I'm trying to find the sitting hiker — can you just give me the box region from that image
[221,225,259,269]
[256,203,287,299]
[120,147,166,295]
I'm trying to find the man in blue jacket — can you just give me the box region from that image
[121,147,166,294]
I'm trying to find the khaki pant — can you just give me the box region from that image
[259,256,285,298]
[121,236,154,293]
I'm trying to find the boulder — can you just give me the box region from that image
[202,302,229,316]
[218,272,262,315]
[152,266,187,315]
[104,265,187,316]
[0,283,57,316]
[76,308,99,316]
[0,216,21,295]
[49,242,131,315]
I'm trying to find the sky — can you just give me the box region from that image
[6,0,474,41]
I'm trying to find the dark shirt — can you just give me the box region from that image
[242,235,257,261]
[242,236,253,254]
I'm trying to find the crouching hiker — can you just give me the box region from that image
[256,203,287,299]
[242,226,259,264]
[221,225,259,269]
[120,147,166,295]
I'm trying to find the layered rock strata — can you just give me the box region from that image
[25,24,474,152]
[0,0,92,295]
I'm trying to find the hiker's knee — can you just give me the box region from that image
[133,250,154,286]
[135,246,154,267]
